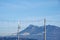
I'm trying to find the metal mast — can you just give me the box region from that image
[44,18,46,40]
[17,20,20,40]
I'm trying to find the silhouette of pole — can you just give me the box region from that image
[44,18,46,40]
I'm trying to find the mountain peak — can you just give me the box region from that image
[27,24,39,29]
[20,25,60,34]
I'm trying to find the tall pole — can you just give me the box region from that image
[44,18,46,40]
[17,20,20,40]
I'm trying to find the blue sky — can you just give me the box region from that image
[0,0,60,36]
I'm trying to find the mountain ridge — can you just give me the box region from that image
[20,24,60,34]
[0,24,60,40]
[19,24,60,40]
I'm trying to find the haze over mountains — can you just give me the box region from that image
[0,24,60,40]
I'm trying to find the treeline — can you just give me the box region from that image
[0,37,37,40]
